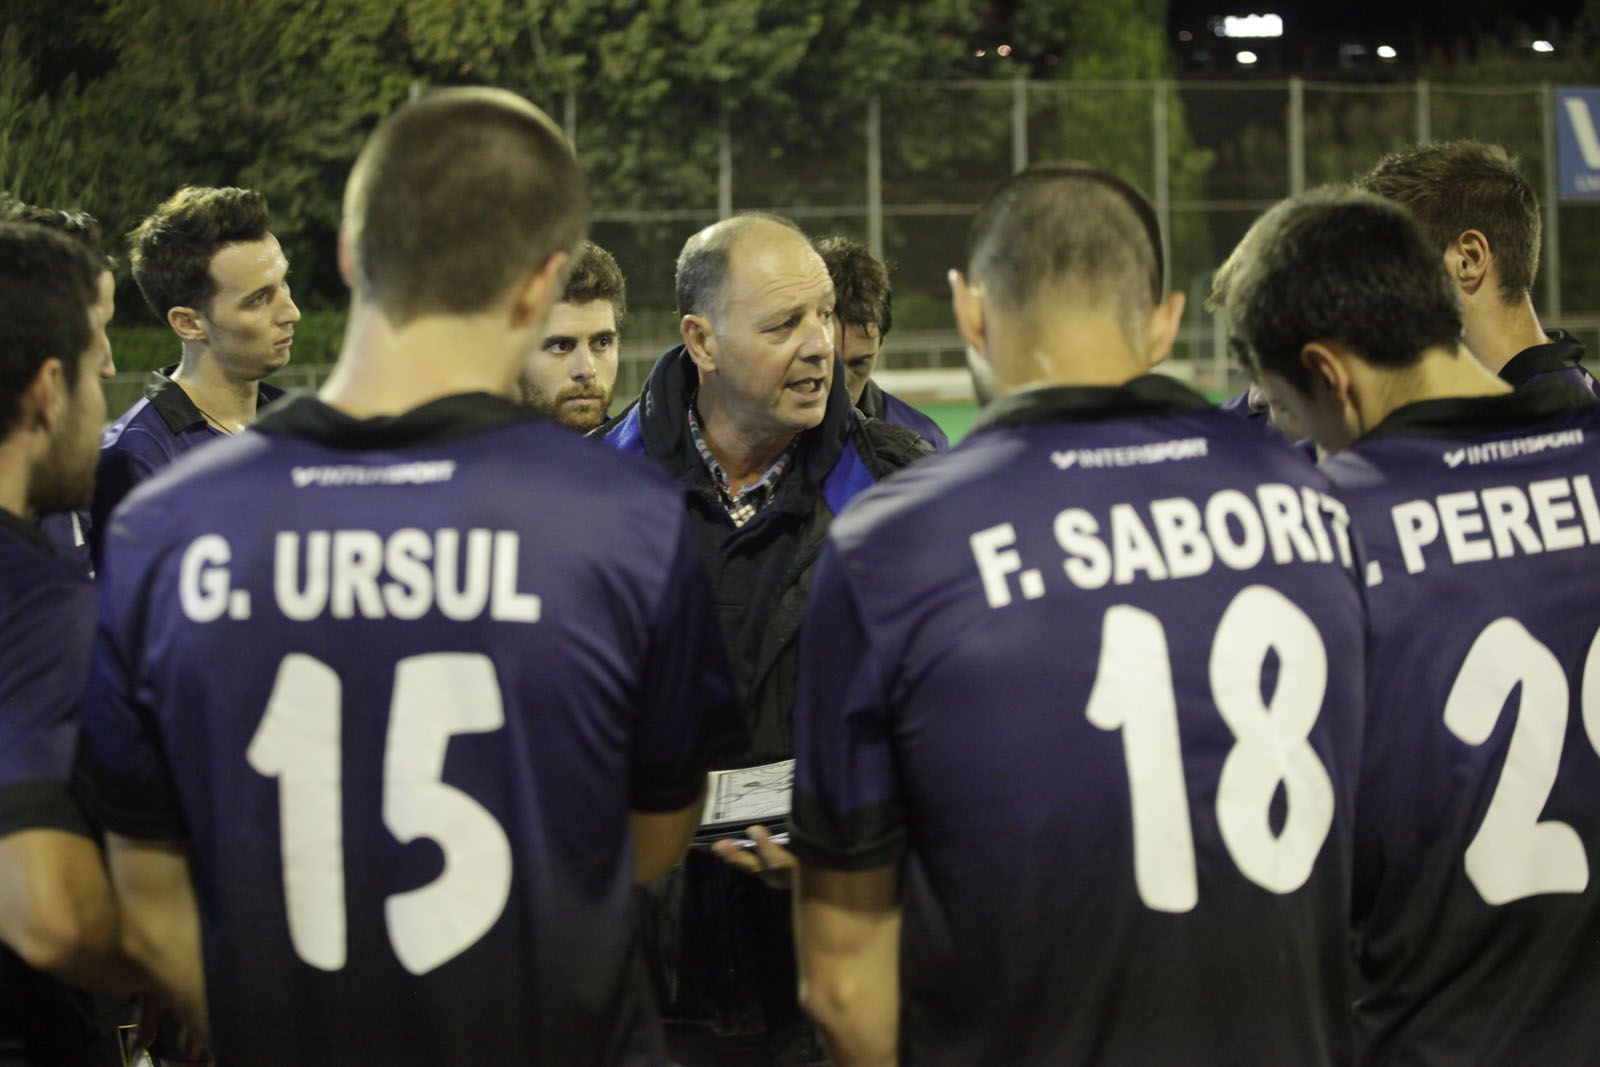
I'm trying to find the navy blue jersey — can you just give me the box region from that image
[791,375,1368,1066]
[1322,382,1600,1066]
[0,510,94,836]
[0,510,102,1064]
[77,393,739,1067]
[35,510,91,579]
[91,366,283,570]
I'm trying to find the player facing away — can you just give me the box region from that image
[0,222,141,1065]
[789,165,1369,1067]
[1224,187,1600,1066]
[1358,141,1599,397]
[75,88,739,1066]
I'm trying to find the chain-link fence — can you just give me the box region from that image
[108,77,1600,411]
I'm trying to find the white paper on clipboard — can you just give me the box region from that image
[700,759,794,830]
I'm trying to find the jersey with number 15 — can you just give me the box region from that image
[76,394,739,1067]
[790,376,1368,1066]
[1324,382,1600,1066]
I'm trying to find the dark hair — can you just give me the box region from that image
[0,222,102,439]
[562,240,626,322]
[0,197,114,271]
[675,212,806,320]
[1357,141,1540,302]
[815,236,892,338]
[966,163,1164,338]
[1226,188,1463,395]
[345,87,588,325]
[127,186,271,322]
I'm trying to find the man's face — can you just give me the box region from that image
[197,234,300,382]
[835,319,881,406]
[701,229,835,439]
[1256,367,1352,454]
[517,299,619,431]
[34,270,115,514]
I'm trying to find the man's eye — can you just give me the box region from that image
[545,340,575,355]
[593,336,614,350]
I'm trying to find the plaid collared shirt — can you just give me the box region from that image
[687,407,795,527]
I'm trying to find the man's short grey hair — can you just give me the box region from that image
[675,212,806,322]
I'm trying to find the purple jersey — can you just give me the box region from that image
[77,392,739,1067]
[1322,382,1600,1065]
[792,375,1368,1066]
[0,510,103,1064]
[91,366,283,570]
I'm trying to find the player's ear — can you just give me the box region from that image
[1449,229,1490,296]
[168,305,206,343]
[511,250,570,330]
[948,270,986,354]
[24,357,68,435]
[1299,340,1350,402]
[336,227,357,290]
[1143,291,1186,369]
[682,314,716,374]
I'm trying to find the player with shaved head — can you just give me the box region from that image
[790,165,1367,1066]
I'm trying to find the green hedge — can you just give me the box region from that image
[109,309,348,375]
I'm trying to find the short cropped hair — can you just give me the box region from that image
[676,212,807,321]
[0,197,114,271]
[1226,188,1463,395]
[816,236,892,338]
[344,87,588,325]
[0,222,102,440]
[561,240,626,322]
[1357,141,1540,302]
[128,186,270,322]
[966,164,1164,342]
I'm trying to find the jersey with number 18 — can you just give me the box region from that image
[1323,382,1600,1065]
[789,376,1368,1066]
[76,393,739,1067]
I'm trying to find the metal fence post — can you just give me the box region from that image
[1415,80,1430,144]
[1288,76,1306,195]
[718,110,734,220]
[867,94,884,259]
[1012,76,1028,174]
[1152,79,1171,288]
[1541,82,1562,322]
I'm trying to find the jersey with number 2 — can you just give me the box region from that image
[1324,385,1600,1066]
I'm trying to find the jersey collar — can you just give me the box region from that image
[1361,379,1597,442]
[0,507,56,554]
[146,364,287,435]
[970,373,1213,435]
[1500,329,1588,390]
[253,391,539,450]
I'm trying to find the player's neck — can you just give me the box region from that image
[991,313,1147,396]
[1361,344,1511,427]
[1461,294,1548,376]
[0,445,32,521]
[173,347,259,433]
[692,388,796,492]
[320,304,518,418]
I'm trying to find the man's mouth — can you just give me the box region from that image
[274,335,294,348]
[786,377,825,397]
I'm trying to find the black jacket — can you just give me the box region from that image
[600,345,931,767]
